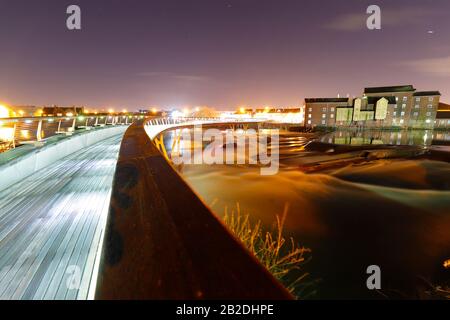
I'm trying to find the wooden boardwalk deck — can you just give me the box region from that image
[0,134,123,300]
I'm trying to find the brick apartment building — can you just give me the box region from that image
[305,85,441,129]
[304,98,350,127]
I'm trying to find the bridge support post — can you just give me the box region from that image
[154,133,169,160]
[36,120,43,141]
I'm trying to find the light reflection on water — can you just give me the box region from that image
[162,127,450,299]
[320,129,450,147]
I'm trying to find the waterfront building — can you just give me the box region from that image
[305,85,441,129]
[304,98,350,127]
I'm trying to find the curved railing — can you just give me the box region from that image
[95,118,292,299]
[0,115,141,152]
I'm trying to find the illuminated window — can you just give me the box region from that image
[402,104,406,109]
[308,114,312,118]
[415,97,420,102]
[330,107,335,112]
[401,111,405,116]
[322,114,326,118]
[428,97,434,102]
[321,120,326,125]
[400,119,404,124]
[307,120,311,124]
[393,112,397,116]
[402,97,407,102]
[322,107,327,112]
[413,112,418,116]
[415,104,419,109]
[330,114,334,118]
[427,104,433,108]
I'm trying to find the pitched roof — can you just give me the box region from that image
[438,102,450,111]
[367,96,397,104]
[364,85,415,93]
[304,98,349,103]
[413,91,441,96]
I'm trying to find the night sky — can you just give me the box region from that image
[0,0,449,110]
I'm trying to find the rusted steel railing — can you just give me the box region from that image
[95,120,292,299]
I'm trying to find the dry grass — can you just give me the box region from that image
[424,284,450,300]
[222,202,316,299]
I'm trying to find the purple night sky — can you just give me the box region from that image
[0,0,449,110]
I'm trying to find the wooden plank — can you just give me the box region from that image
[0,134,123,300]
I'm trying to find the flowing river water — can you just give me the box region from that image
[163,128,450,299]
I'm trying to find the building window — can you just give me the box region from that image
[321,120,326,125]
[415,97,420,102]
[308,114,312,118]
[330,107,335,112]
[308,107,312,112]
[402,97,407,102]
[322,114,326,118]
[330,114,334,118]
[413,112,419,116]
[322,107,327,112]
[400,119,404,124]
[426,112,431,116]
[402,104,406,109]
[400,111,405,116]
[426,119,431,123]
[429,97,434,102]
[415,104,419,109]
[307,120,311,125]
[393,112,397,116]
[395,97,399,102]
[428,104,433,109]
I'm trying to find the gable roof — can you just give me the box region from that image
[304,98,349,103]
[413,91,441,96]
[367,96,397,104]
[364,85,415,94]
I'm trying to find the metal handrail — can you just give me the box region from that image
[95,120,292,299]
[0,115,143,151]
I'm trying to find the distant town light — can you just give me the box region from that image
[0,104,10,118]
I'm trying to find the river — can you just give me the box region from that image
[163,128,450,299]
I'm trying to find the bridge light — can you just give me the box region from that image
[66,112,74,117]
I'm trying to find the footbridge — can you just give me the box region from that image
[0,116,290,300]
